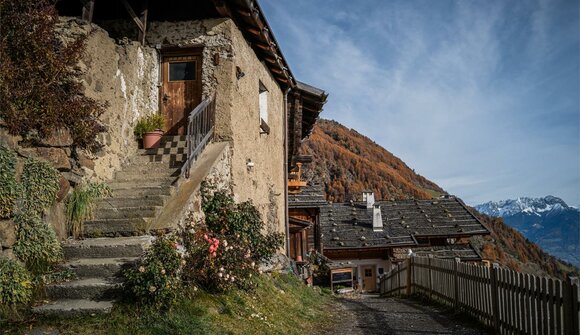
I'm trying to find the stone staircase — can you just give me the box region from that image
[33,136,187,316]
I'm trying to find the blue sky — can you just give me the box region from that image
[261,0,580,206]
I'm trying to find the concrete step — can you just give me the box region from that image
[63,236,153,259]
[112,174,178,184]
[33,299,114,316]
[45,278,121,300]
[96,196,168,209]
[109,186,175,197]
[63,257,138,278]
[93,206,160,220]
[120,162,181,173]
[83,218,149,237]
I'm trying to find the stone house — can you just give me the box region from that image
[289,186,489,292]
[0,0,326,314]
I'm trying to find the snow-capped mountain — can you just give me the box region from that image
[475,196,569,217]
[476,196,580,268]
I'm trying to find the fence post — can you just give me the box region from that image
[490,263,500,334]
[453,257,460,308]
[406,257,413,296]
[428,255,433,300]
[563,276,579,335]
[397,263,402,296]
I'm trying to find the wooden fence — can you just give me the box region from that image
[380,256,580,335]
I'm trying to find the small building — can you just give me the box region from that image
[319,191,490,292]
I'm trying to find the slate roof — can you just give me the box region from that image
[392,244,483,262]
[288,184,328,209]
[321,197,489,250]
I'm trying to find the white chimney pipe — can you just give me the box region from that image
[373,205,382,232]
[363,191,375,209]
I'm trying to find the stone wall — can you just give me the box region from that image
[57,17,160,182]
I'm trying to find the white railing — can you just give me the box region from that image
[181,94,216,178]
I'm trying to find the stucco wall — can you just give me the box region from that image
[57,17,160,182]
[146,19,286,237]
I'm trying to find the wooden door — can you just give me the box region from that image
[361,265,376,292]
[161,50,202,135]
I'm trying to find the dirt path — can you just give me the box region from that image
[318,294,491,335]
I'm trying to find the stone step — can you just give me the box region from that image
[108,179,175,190]
[83,218,149,237]
[45,278,121,300]
[120,162,181,174]
[33,299,114,316]
[63,257,138,278]
[128,153,186,165]
[93,206,161,220]
[108,186,175,197]
[160,135,186,143]
[141,146,187,156]
[115,168,180,181]
[63,236,153,259]
[96,196,168,209]
[111,175,177,185]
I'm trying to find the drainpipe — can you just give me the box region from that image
[283,87,291,257]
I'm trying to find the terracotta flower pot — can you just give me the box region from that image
[143,130,164,149]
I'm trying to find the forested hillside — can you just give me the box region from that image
[300,119,444,202]
[301,119,579,280]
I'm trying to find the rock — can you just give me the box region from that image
[56,175,71,202]
[19,147,72,170]
[0,127,21,150]
[259,253,291,273]
[41,129,73,147]
[0,220,16,248]
[1,248,16,260]
[77,151,95,170]
[62,170,85,186]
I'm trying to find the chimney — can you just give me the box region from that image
[373,204,383,232]
[362,190,375,209]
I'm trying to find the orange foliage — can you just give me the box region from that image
[300,120,444,202]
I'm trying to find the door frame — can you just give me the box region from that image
[159,46,204,135]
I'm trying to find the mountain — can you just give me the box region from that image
[299,119,445,202]
[301,119,579,279]
[476,196,580,269]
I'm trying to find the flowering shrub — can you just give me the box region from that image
[181,184,284,292]
[123,236,183,307]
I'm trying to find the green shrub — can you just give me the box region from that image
[134,114,165,138]
[123,236,183,308]
[0,258,33,308]
[0,145,18,218]
[181,184,284,292]
[19,158,61,217]
[0,0,107,151]
[13,214,63,274]
[65,182,111,238]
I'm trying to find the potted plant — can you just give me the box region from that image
[134,114,165,149]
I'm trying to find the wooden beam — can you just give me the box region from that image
[81,0,95,22]
[212,0,233,18]
[138,0,148,44]
[121,0,145,33]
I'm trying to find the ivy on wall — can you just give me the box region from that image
[19,158,61,217]
[0,145,18,218]
[13,214,62,275]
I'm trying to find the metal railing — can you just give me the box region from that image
[181,94,216,178]
[380,256,580,335]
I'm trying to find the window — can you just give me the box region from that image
[259,81,269,133]
[364,269,372,277]
[169,61,196,81]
